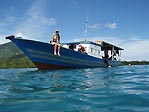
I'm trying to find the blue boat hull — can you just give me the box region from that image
[6,36,121,70]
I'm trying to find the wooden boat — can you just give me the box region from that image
[6,35,123,70]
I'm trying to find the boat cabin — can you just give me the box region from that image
[62,41,124,61]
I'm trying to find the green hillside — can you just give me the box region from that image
[0,42,35,68]
[0,42,23,59]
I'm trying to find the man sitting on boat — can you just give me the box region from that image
[50,29,61,56]
[78,44,87,54]
[102,49,109,59]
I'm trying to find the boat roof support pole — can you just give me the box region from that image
[119,50,122,61]
[112,46,114,60]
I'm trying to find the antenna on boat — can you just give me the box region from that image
[84,12,89,42]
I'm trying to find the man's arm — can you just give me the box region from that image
[51,34,55,42]
[58,34,60,44]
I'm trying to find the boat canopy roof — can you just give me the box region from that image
[62,41,101,47]
[62,40,124,50]
[95,41,124,50]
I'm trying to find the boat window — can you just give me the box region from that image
[95,49,97,54]
[98,50,100,55]
[91,48,93,53]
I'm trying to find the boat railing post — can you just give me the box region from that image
[119,50,122,61]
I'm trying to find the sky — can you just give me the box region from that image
[0,0,149,61]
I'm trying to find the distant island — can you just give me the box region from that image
[0,42,148,68]
[0,42,35,68]
[122,61,149,65]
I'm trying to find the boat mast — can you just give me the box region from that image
[84,13,89,42]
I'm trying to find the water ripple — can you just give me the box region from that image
[0,65,149,112]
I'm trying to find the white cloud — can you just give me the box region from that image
[122,40,149,61]
[0,35,11,45]
[0,16,16,27]
[105,22,117,29]
[72,0,79,5]
[88,23,101,29]
[72,38,83,42]
[0,6,16,27]
[14,0,56,40]
[87,22,117,30]
[0,0,56,44]
[0,6,17,45]
[15,32,24,38]
[48,18,56,25]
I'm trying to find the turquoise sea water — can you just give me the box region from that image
[0,65,149,112]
